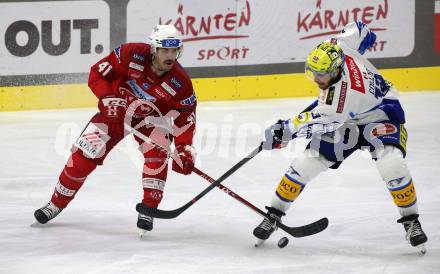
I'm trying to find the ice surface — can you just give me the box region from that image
[0,92,439,274]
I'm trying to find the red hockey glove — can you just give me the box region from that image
[98,95,127,135]
[172,144,196,175]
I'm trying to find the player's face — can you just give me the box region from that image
[154,48,179,72]
[312,73,333,90]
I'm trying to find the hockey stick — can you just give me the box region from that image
[189,168,328,238]
[125,124,262,219]
[127,125,328,238]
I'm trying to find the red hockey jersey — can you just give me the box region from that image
[88,43,196,147]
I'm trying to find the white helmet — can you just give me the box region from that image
[148,25,183,58]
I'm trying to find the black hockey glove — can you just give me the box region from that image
[262,120,293,150]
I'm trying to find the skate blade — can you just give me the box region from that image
[30,220,44,227]
[138,229,148,238]
[254,239,265,247]
[416,244,427,255]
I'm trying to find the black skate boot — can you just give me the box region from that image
[253,206,285,246]
[397,214,428,254]
[34,201,63,224]
[137,213,153,236]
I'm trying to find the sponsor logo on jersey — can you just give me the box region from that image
[114,46,121,63]
[287,166,301,177]
[326,86,335,105]
[170,77,182,89]
[387,177,405,189]
[180,94,196,106]
[139,104,154,115]
[161,82,176,96]
[118,86,130,96]
[74,124,110,159]
[187,112,196,124]
[345,55,365,94]
[129,61,144,71]
[126,79,156,101]
[371,123,398,138]
[128,69,142,79]
[366,69,375,96]
[132,53,145,62]
[142,83,151,90]
[362,71,368,80]
[336,81,347,113]
[152,87,167,99]
[55,181,76,197]
[142,178,165,191]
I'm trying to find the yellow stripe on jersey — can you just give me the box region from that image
[400,125,408,151]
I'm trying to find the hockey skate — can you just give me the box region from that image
[253,206,285,247]
[33,201,63,225]
[137,213,154,237]
[397,214,428,255]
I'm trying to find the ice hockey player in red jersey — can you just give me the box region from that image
[253,22,428,254]
[34,25,197,234]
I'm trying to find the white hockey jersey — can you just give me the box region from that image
[286,25,405,139]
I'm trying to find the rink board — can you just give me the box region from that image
[1,66,440,111]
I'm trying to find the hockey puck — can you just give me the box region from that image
[277,237,289,248]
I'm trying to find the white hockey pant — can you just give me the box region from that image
[271,149,334,212]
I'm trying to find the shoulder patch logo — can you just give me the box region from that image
[180,94,196,106]
[132,53,145,62]
[170,77,182,89]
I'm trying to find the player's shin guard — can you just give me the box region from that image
[141,161,168,207]
[375,146,418,216]
[50,151,98,209]
[271,151,332,212]
[254,151,332,241]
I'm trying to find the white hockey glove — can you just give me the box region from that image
[262,120,295,150]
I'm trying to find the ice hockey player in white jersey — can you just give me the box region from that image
[254,22,428,253]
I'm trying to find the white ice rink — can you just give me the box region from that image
[1,92,439,274]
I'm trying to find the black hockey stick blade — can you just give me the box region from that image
[136,202,191,219]
[136,143,263,219]
[277,217,328,238]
